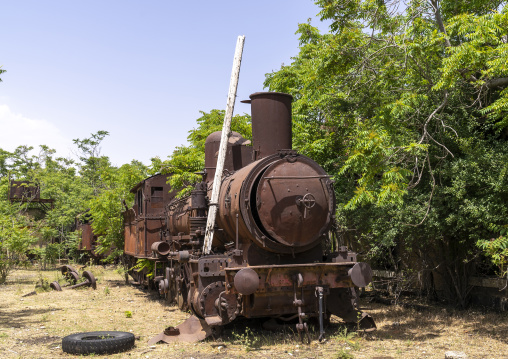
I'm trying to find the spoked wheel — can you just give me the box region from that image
[177,282,189,311]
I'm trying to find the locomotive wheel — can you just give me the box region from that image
[168,278,177,304]
[187,285,195,313]
[177,282,189,311]
[177,293,186,310]
[158,278,176,303]
[195,281,239,325]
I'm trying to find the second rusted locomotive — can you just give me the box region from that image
[123,92,375,340]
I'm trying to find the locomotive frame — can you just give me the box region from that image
[122,92,376,342]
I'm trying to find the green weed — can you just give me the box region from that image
[35,273,51,292]
[232,327,260,352]
[336,348,354,359]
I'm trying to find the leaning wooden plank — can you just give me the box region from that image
[203,35,245,255]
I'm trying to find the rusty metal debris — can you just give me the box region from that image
[61,265,80,284]
[50,270,97,292]
[8,180,54,210]
[148,315,212,344]
[21,291,37,297]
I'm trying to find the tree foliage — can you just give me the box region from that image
[1,1,507,305]
[153,109,251,196]
[0,107,250,280]
[0,131,149,280]
[0,199,34,283]
[265,0,508,305]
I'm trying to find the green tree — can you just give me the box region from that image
[88,160,149,260]
[0,201,35,283]
[73,130,111,194]
[153,109,251,196]
[265,0,508,306]
[0,65,5,82]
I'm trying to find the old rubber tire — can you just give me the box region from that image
[62,331,135,355]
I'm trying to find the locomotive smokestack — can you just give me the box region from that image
[244,92,293,160]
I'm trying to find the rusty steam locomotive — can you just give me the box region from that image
[122,92,375,341]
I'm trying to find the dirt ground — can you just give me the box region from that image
[0,265,507,359]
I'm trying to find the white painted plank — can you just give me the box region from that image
[203,35,245,255]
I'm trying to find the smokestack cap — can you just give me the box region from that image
[241,92,293,104]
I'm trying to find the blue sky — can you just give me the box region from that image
[0,1,329,166]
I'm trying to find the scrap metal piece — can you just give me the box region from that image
[67,271,80,285]
[22,291,37,297]
[147,315,212,344]
[82,271,97,290]
[316,286,325,342]
[50,281,62,291]
[152,241,171,256]
[60,265,78,275]
[163,327,180,336]
[50,271,97,291]
[358,312,377,332]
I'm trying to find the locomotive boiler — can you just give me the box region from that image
[125,92,375,342]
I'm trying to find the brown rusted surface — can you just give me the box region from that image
[8,180,54,209]
[246,92,293,161]
[9,181,40,200]
[123,209,137,255]
[204,131,252,181]
[82,271,97,290]
[151,241,171,256]
[225,263,355,294]
[121,91,376,342]
[256,155,332,248]
[147,315,212,344]
[215,151,334,254]
[50,281,62,291]
[123,174,174,258]
[75,211,112,260]
[78,223,96,251]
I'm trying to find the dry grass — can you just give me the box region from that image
[0,265,507,359]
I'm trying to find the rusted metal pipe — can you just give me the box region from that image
[316,286,325,342]
[152,241,171,256]
[243,92,293,160]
